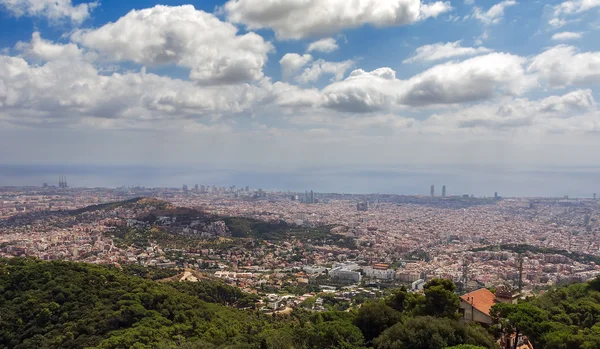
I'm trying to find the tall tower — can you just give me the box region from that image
[442,185,446,197]
[430,185,435,197]
[517,254,524,294]
[594,193,597,200]
[461,258,469,293]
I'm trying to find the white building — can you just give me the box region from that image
[363,267,395,280]
[330,267,362,282]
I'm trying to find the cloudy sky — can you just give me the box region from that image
[1,0,600,193]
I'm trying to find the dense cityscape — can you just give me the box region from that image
[2,182,599,315]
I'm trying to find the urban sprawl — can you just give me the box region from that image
[2,183,600,315]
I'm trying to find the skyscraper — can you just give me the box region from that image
[430,185,435,197]
[442,185,446,197]
[357,201,368,212]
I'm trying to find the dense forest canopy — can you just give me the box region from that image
[492,276,600,349]
[0,258,498,349]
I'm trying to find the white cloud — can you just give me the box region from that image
[553,0,600,17]
[323,53,534,112]
[538,89,595,112]
[528,45,600,88]
[419,1,454,19]
[549,18,567,28]
[222,0,452,39]
[15,32,84,61]
[403,40,492,63]
[307,38,339,53]
[551,31,583,40]
[296,59,355,84]
[423,89,597,132]
[72,5,274,85]
[473,0,518,25]
[280,53,313,80]
[0,34,289,127]
[0,0,97,24]
[474,31,489,46]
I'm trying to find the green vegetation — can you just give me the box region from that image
[120,264,180,280]
[491,275,600,349]
[224,218,355,247]
[69,197,170,216]
[0,260,498,349]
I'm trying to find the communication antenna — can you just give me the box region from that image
[517,253,524,294]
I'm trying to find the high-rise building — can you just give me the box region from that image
[194,184,199,193]
[430,185,435,197]
[357,201,368,212]
[245,186,249,192]
[442,185,446,197]
[42,183,48,188]
[594,193,597,200]
[495,192,499,199]
[182,184,189,193]
[310,190,315,204]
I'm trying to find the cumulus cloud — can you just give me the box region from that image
[553,0,600,17]
[424,89,597,132]
[323,53,534,112]
[528,45,600,88]
[296,59,355,84]
[72,5,274,85]
[472,0,518,25]
[0,34,290,127]
[551,31,583,41]
[549,18,567,28]
[0,0,97,24]
[15,32,84,61]
[307,38,339,53]
[403,40,492,63]
[222,0,452,39]
[280,53,313,80]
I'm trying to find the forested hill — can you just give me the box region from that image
[0,258,498,349]
[492,276,600,349]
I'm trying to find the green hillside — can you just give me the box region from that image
[0,258,497,349]
[492,276,600,349]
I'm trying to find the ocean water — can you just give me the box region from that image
[0,164,599,198]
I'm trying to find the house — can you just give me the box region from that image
[459,288,497,325]
[460,286,521,325]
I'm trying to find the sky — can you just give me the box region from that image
[1,0,600,194]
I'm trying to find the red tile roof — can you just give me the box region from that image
[460,288,496,316]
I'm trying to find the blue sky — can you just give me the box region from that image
[1,0,600,192]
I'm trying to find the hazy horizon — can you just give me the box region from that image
[1,163,599,198]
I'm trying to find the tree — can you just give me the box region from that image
[423,279,460,318]
[373,316,496,349]
[386,287,408,313]
[354,302,402,342]
[492,302,548,349]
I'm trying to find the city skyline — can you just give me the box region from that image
[1,164,599,199]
